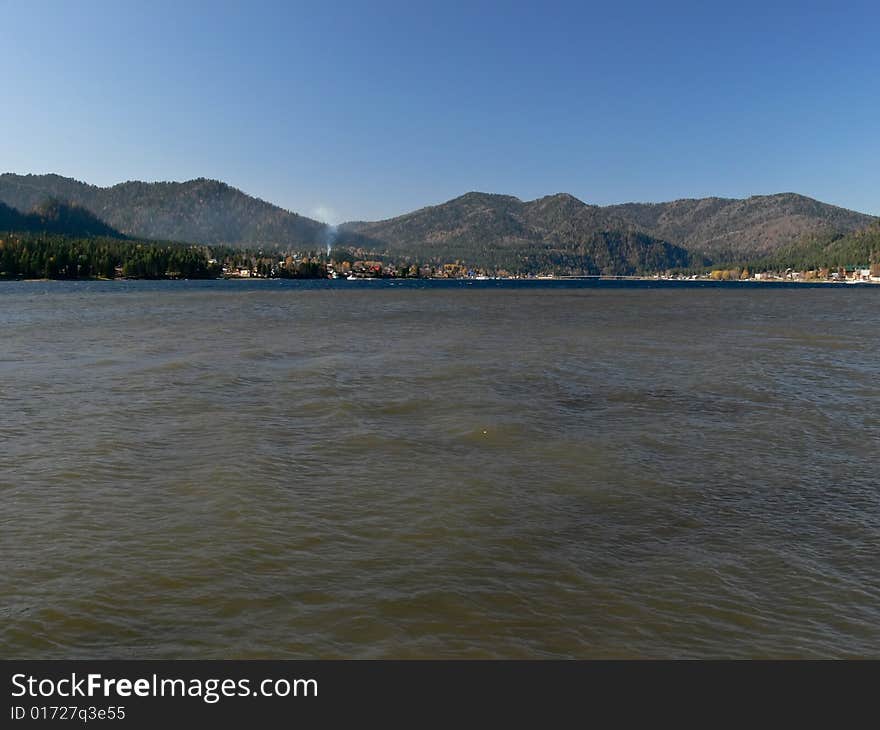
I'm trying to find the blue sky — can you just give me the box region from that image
[2,0,878,221]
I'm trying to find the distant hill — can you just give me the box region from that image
[0,199,122,238]
[341,191,875,268]
[0,174,326,248]
[342,191,621,250]
[339,191,691,274]
[606,194,875,261]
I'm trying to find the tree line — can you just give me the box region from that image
[753,223,880,272]
[0,233,218,279]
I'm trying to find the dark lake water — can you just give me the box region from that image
[2,279,879,658]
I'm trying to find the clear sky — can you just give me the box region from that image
[2,0,878,221]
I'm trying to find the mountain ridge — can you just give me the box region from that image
[0,173,325,248]
[343,190,875,261]
[338,190,689,274]
[2,173,875,270]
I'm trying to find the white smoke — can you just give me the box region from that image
[311,206,339,257]
[312,206,339,226]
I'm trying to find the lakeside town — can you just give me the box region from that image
[221,253,880,284]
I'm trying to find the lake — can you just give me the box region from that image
[1,279,878,657]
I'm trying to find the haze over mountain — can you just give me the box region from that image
[1,173,875,272]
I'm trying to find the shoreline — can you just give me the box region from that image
[3,276,879,286]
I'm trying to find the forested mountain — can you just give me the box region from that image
[754,221,880,271]
[0,199,121,238]
[0,174,325,248]
[0,200,35,231]
[340,190,875,268]
[606,193,874,260]
[339,192,691,274]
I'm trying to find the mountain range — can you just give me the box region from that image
[1,173,876,273]
[339,192,693,274]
